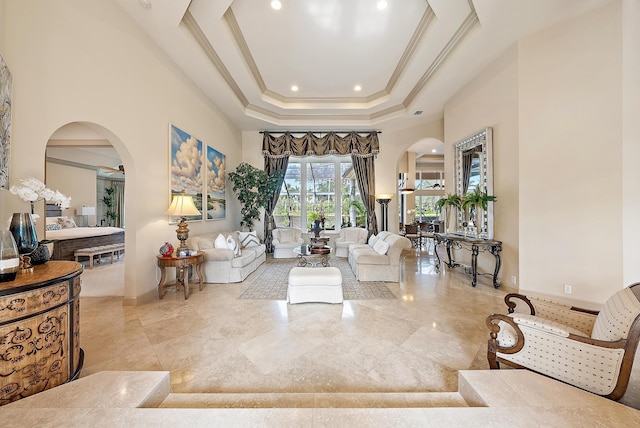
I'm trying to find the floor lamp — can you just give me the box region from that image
[375,194,393,232]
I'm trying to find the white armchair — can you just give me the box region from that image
[271,228,304,259]
[334,227,368,257]
[486,283,640,400]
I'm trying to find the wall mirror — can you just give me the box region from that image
[454,128,494,238]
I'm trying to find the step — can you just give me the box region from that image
[159,391,469,409]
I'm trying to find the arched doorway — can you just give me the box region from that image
[45,122,129,297]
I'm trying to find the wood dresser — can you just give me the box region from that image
[0,261,83,405]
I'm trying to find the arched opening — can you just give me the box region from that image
[45,122,130,297]
[396,138,445,233]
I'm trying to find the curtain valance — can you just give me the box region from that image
[262,131,379,159]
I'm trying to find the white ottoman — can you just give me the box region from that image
[287,267,343,304]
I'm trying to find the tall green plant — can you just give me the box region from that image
[461,187,496,226]
[228,163,283,230]
[102,186,118,226]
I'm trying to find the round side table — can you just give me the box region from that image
[156,251,204,299]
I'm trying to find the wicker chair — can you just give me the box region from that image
[486,283,640,400]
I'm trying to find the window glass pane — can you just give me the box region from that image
[341,163,365,228]
[274,162,301,228]
[415,195,441,222]
[306,162,335,229]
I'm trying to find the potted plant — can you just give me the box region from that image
[461,187,496,232]
[102,186,118,226]
[228,162,283,230]
[435,193,462,233]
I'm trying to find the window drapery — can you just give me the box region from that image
[262,131,379,250]
[263,156,289,253]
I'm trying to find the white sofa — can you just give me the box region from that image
[334,227,368,257]
[272,228,304,258]
[186,231,266,283]
[348,231,411,282]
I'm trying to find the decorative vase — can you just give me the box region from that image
[159,242,174,257]
[29,241,51,265]
[9,213,38,271]
[0,230,20,282]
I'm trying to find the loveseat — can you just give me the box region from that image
[186,231,265,283]
[272,228,304,258]
[334,227,368,257]
[348,231,411,282]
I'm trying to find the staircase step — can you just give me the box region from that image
[159,391,469,409]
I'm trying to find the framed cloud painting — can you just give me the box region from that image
[170,124,203,221]
[206,145,226,220]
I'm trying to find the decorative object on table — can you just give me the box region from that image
[166,192,201,251]
[228,162,283,231]
[310,220,323,237]
[435,193,462,234]
[9,212,38,272]
[159,242,174,257]
[29,240,51,265]
[461,186,496,238]
[375,194,393,232]
[9,177,71,219]
[0,230,20,282]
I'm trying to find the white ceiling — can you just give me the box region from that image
[114,0,610,134]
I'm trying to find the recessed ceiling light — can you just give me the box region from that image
[431,149,437,153]
[354,85,362,91]
[291,85,298,92]
[271,0,282,10]
[377,1,388,10]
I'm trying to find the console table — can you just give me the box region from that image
[0,261,84,405]
[433,233,502,288]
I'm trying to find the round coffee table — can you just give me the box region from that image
[293,245,333,267]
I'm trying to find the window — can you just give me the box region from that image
[273,156,364,231]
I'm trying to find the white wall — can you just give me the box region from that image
[45,162,97,226]
[2,0,242,303]
[519,1,623,305]
[443,45,520,289]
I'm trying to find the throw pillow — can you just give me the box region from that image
[57,217,77,229]
[368,234,378,246]
[214,233,227,249]
[239,231,260,248]
[226,235,241,257]
[46,223,62,231]
[373,239,390,255]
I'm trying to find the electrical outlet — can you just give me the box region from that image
[564,284,572,294]
[511,275,517,285]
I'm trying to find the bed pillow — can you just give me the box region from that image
[46,216,61,226]
[239,231,260,248]
[373,239,390,255]
[57,217,77,229]
[46,223,62,231]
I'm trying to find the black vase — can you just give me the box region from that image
[29,242,51,265]
[9,213,38,255]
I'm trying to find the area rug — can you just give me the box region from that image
[239,257,397,300]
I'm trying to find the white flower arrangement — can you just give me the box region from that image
[10,177,71,211]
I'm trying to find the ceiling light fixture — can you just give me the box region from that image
[377,1,388,10]
[431,149,437,153]
[354,85,362,91]
[291,85,298,92]
[271,0,282,10]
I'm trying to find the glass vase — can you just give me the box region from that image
[0,230,20,282]
[9,213,39,271]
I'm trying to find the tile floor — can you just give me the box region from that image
[78,250,640,409]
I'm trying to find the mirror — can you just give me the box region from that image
[455,128,494,238]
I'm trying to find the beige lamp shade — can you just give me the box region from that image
[166,194,201,217]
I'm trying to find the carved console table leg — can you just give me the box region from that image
[471,244,479,287]
[158,265,168,299]
[490,244,502,288]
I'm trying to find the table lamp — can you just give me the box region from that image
[166,193,201,251]
[76,206,96,227]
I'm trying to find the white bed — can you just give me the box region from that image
[45,216,125,261]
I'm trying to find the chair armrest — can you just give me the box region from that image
[272,238,281,245]
[511,313,587,338]
[504,293,536,314]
